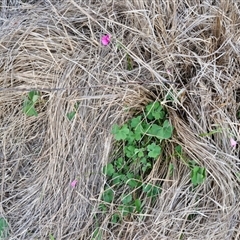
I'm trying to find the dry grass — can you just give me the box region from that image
[0,0,240,239]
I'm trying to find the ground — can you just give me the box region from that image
[0,0,239,239]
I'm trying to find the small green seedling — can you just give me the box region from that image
[23,90,40,116]
[0,218,8,239]
[188,161,206,187]
[49,233,55,240]
[190,166,206,186]
[126,53,133,70]
[175,146,207,187]
[67,102,80,120]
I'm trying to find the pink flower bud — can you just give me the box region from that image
[101,34,111,46]
[230,138,237,148]
[71,180,77,188]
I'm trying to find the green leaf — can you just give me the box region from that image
[166,91,174,101]
[126,172,134,179]
[140,157,147,164]
[32,94,39,103]
[121,194,132,204]
[126,130,136,143]
[142,183,161,198]
[133,130,142,141]
[191,166,206,186]
[147,124,162,137]
[175,145,182,156]
[130,116,142,128]
[102,188,114,203]
[142,164,151,173]
[112,173,125,185]
[99,203,107,212]
[23,91,39,117]
[141,159,151,173]
[112,124,130,140]
[141,122,151,134]
[127,179,139,188]
[145,102,165,120]
[114,157,124,170]
[103,163,115,177]
[134,148,145,158]
[124,145,136,158]
[92,227,102,240]
[134,199,142,213]
[162,120,173,139]
[67,111,76,121]
[120,174,128,183]
[67,102,80,121]
[147,121,173,140]
[28,90,39,100]
[0,218,8,239]
[111,213,121,223]
[142,183,152,192]
[49,233,55,240]
[74,102,80,110]
[118,205,134,216]
[23,102,38,117]
[147,143,161,159]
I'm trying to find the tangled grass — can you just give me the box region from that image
[0,0,239,239]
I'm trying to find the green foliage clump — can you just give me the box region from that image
[101,101,173,223]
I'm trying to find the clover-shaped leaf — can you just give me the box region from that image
[147,143,161,159]
[146,102,165,120]
[103,163,115,177]
[112,124,130,140]
[102,188,114,203]
[130,116,142,128]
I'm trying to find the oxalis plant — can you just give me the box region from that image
[100,101,174,225]
[22,90,40,117]
[174,145,207,187]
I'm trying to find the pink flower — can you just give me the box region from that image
[71,180,77,188]
[230,138,237,148]
[101,34,110,46]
